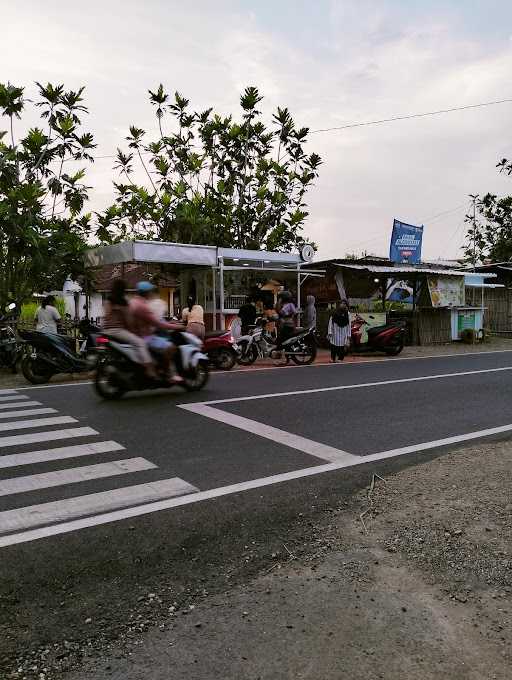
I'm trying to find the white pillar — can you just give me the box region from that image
[212,266,217,330]
[297,265,301,321]
[219,257,225,329]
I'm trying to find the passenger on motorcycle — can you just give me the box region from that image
[130,282,184,383]
[102,279,157,379]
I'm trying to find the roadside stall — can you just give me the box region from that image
[84,240,324,329]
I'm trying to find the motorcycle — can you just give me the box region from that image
[18,320,100,384]
[0,304,23,373]
[238,317,317,366]
[204,329,239,370]
[94,329,209,399]
[350,314,406,356]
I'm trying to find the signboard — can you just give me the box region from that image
[427,276,464,308]
[351,312,386,343]
[389,219,423,264]
[457,311,476,334]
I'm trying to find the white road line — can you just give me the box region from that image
[0,457,156,497]
[0,416,76,433]
[189,365,512,406]
[0,401,42,410]
[0,427,97,448]
[2,421,512,547]
[0,389,18,395]
[180,403,358,464]
[0,408,56,420]
[0,394,29,402]
[0,441,125,469]
[0,477,199,536]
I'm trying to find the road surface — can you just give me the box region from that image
[2,349,512,673]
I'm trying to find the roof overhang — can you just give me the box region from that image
[85,240,305,270]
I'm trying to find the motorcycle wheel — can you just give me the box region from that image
[94,362,126,400]
[182,361,209,391]
[214,348,237,371]
[21,356,54,384]
[237,340,257,365]
[385,341,404,356]
[291,342,317,365]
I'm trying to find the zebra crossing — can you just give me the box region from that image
[0,389,199,546]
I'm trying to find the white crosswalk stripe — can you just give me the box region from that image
[0,458,157,496]
[0,408,56,420]
[0,400,42,410]
[0,390,199,545]
[0,441,125,469]
[0,416,76,432]
[0,427,98,448]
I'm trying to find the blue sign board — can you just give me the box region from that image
[389,219,423,264]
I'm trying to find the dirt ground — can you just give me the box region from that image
[8,437,507,680]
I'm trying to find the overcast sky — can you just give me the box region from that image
[3,0,512,260]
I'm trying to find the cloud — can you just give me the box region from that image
[2,0,512,261]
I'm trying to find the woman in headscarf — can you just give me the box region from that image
[303,295,317,330]
[327,299,351,362]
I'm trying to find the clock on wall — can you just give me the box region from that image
[300,244,315,263]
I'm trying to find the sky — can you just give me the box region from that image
[2,0,512,261]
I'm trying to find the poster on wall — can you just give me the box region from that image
[389,219,423,264]
[427,276,464,308]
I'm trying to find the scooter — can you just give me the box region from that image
[204,329,239,370]
[238,317,317,366]
[94,329,209,399]
[0,304,23,373]
[350,314,406,356]
[18,321,100,384]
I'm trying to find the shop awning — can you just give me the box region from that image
[334,263,468,277]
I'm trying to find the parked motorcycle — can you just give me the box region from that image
[350,314,405,356]
[0,304,23,373]
[204,329,239,370]
[238,318,317,366]
[94,329,209,399]
[19,320,100,384]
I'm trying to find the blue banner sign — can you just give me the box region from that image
[389,219,423,264]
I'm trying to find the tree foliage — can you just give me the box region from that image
[98,85,322,251]
[464,159,512,264]
[0,82,95,309]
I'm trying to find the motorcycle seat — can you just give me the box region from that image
[205,330,228,339]
[366,324,398,337]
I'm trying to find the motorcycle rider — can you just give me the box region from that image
[102,279,157,379]
[130,281,184,383]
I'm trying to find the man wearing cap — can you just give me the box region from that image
[130,281,183,383]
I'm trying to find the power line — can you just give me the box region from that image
[309,98,512,134]
[62,96,512,163]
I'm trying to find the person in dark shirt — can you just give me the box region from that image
[238,298,257,335]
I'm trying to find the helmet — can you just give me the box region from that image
[136,281,155,294]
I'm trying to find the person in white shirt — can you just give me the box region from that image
[35,295,61,334]
[182,295,205,340]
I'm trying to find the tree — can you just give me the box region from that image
[0,82,95,310]
[97,85,322,251]
[464,159,512,264]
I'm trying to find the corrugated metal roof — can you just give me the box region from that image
[335,263,468,276]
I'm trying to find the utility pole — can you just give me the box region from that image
[469,194,478,270]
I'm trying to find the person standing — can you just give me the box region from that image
[238,298,257,335]
[303,295,317,330]
[182,295,205,340]
[277,291,297,346]
[34,295,61,334]
[327,300,351,362]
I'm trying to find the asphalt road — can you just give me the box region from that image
[2,349,512,668]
